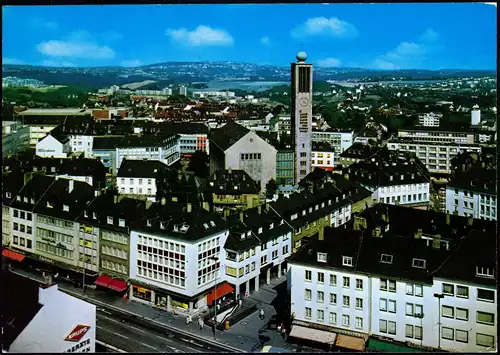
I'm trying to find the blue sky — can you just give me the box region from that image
[2,3,497,70]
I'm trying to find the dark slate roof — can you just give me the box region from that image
[299,168,335,189]
[209,120,250,151]
[92,136,126,150]
[116,134,177,148]
[48,129,70,144]
[138,121,209,135]
[339,142,380,159]
[447,166,496,195]
[2,170,25,205]
[117,159,170,178]
[20,115,92,126]
[289,227,451,284]
[7,174,56,212]
[208,169,260,195]
[33,178,96,221]
[312,141,335,152]
[224,231,261,252]
[129,201,228,242]
[2,269,43,351]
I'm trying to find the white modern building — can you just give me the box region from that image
[312,130,354,166]
[471,105,481,126]
[116,159,169,199]
[36,134,71,158]
[311,145,335,172]
[418,113,442,127]
[398,127,475,145]
[2,121,30,158]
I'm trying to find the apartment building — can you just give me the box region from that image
[398,127,475,145]
[128,200,230,314]
[117,159,170,200]
[339,143,380,168]
[276,149,295,186]
[387,139,482,174]
[311,142,335,172]
[288,205,496,352]
[224,205,292,298]
[115,134,180,172]
[92,136,123,174]
[343,150,431,209]
[417,113,442,127]
[2,121,30,158]
[446,166,497,221]
[36,131,71,158]
[312,130,354,166]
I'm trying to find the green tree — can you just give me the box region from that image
[265,179,278,198]
[187,150,209,179]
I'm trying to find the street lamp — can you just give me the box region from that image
[210,256,219,340]
[433,293,445,350]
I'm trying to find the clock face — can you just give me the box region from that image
[299,98,309,107]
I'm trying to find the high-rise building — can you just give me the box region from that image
[291,51,313,184]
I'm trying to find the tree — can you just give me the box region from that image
[188,150,209,179]
[265,179,278,198]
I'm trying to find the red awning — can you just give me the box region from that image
[108,279,127,292]
[95,275,113,287]
[2,249,25,262]
[207,283,234,305]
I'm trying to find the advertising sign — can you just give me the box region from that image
[64,324,90,342]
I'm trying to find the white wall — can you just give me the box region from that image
[9,284,96,353]
[445,187,497,221]
[369,183,430,206]
[36,135,68,158]
[117,176,157,197]
[10,206,36,253]
[311,151,335,171]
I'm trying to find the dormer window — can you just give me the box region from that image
[6,192,11,198]
[380,254,393,264]
[210,221,215,227]
[317,252,327,263]
[23,197,28,203]
[160,221,166,230]
[119,219,125,227]
[476,266,495,279]
[47,201,53,208]
[336,197,339,203]
[342,256,353,267]
[173,224,179,232]
[203,223,209,229]
[51,167,56,172]
[412,258,426,269]
[107,216,113,225]
[328,200,331,205]
[146,220,152,227]
[234,185,239,190]
[302,210,306,216]
[269,223,274,230]
[240,233,246,240]
[16,196,21,201]
[309,207,313,213]
[389,175,393,181]
[315,205,319,211]
[247,231,251,237]
[30,197,35,204]
[63,205,69,212]
[258,227,263,234]
[321,202,325,208]
[84,210,88,218]
[291,213,298,220]
[92,212,97,219]
[400,175,404,180]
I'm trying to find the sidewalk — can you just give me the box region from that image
[9,265,295,352]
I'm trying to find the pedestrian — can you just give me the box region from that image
[260,309,265,320]
[186,315,190,325]
[198,317,204,330]
[281,326,286,339]
[238,298,242,307]
[123,294,127,303]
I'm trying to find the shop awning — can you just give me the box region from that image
[108,279,127,292]
[2,249,25,262]
[95,275,113,287]
[366,338,424,352]
[335,334,366,351]
[207,283,234,304]
[289,325,337,345]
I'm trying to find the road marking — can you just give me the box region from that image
[130,325,146,333]
[166,346,181,353]
[141,342,157,350]
[97,326,129,339]
[185,346,201,352]
[156,335,173,342]
[98,308,112,315]
[100,315,121,324]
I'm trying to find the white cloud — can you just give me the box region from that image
[3,57,25,65]
[373,41,427,70]
[260,36,271,46]
[121,59,142,67]
[316,57,342,67]
[41,59,75,67]
[291,17,358,39]
[419,28,439,42]
[166,25,233,47]
[484,2,497,7]
[37,36,115,59]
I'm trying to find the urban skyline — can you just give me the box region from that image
[2,3,497,70]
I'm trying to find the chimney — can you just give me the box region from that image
[446,212,450,225]
[228,168,232,174]
[94,190,100,197]
[187,203,192,213]
[468,216,473,226]
[69,179,74,193]
[161,197,166,206]
[318,228,324,241]
[239,212,244,222]
[432,234,441,249]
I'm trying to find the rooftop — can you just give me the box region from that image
[117,159,170,178]
[208,169,260,195]
[209,120,250,151]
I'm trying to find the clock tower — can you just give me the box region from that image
[291,51,313,184]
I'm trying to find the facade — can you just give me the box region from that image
[387,139,482,175]
[92,136,123,174]
[117,159,169,200]
[418,113,442,127]
[36,134,71,158]
[311,142,335,172]
[4,271,96,353]
[2,121,30,158]
[291,52,313,184]
[398,127,476,145]
[276,149,295,186]
[312,130,354,165]
[339,143,380,168]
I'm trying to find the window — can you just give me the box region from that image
[379,320,387,333]
[14,210,19,218]
[454,329,468,343]
[477,289,495,302]
[317,291,324,303]
[405,324,414,338]
[27,226,32,234]
[442,283,454,295]
[406,303,414,316]
[406,283,414,295]
[380,279,388,291]
[388,321,396,335]
[343,295,350,307]
[477,311,494,325]
[13,222,18,231]
[27,240,32,249]
[317,252,327,263]
[388,300,396,313]
[415,284,423,297]
[415,304,423,316]
[380,298,387,312]
[317,272,324,283]
[330,293,337,305]
[456,308,469,321]
[412,258,426,269]
[380,254,393,264]
[355,317,363,329]
[442,327,454,340]
[330,274,337,286]
[342,315,350,327]
[476,333,495,348]
[415,326,423,340]
[356,279,363,290]
[27,213,32,221]
[305,270,312,281]
[342,256,353,266]
[329,312,337,324]
[343,277,350,288]
[305,307,312,319]
[442,305,454,318]
[356,298,363,310]
[317,310,324,322]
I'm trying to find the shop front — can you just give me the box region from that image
[95,274,128,293]
[132,285,153,303]
[206,282,235,308]
[365,337,426,353]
